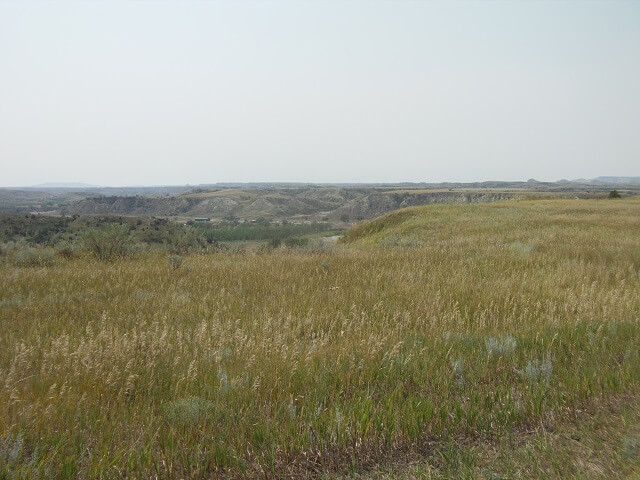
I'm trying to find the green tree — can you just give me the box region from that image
[165,227,204,254]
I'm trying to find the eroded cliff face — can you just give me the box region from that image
[61,190,521,220]
[61,196,201,216]
[336,192,520,221]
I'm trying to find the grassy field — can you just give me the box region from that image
[1,198,640,478]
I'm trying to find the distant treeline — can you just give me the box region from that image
[192,221,334,242]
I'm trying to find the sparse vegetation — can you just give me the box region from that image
[1,198,640,478]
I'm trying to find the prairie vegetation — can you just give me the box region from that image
[1,198,640,478]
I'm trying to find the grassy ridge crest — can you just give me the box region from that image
[340,208,424,244]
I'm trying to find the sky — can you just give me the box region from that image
[1,0,639,187]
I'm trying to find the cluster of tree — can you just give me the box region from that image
[0,214,75,244]
[0,213,192,247]
[1,213,339,262]
[192,221,333,242]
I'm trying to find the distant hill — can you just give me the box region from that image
[0,189,97,214]
[591,176,640,184]
[59,186,530,221]
[5,181,639,218]
[568,176,640,185]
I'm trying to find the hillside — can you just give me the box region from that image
[2,197,640,478]
[6,182,639,220]
[0,189,94,214]
[58,187,524,221]
[59,183,634,222]
[341,196,640,251]
[61,188,528,221]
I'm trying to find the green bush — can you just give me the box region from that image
[83,224,135,261]
[55,241,80,259]
[164,227,204,254]
[167,254,183,270]
[283,237,309,248]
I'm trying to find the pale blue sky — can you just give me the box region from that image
[1,0,639,186]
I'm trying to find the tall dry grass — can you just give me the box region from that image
[1,198,639,478]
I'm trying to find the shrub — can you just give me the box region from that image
[520,354,553,385]
[284,237,309,248]
[304,239,335,254]
[623,434,640,459]
[609,190,621,199]
[83,224,135,261]
[268,238,282,249]
[506,242,535,254]
[167,254,183,270]
[55,241,80,259]
[229,244,246,255]
[485,335,517,356]
[451,358,465,387]
[13,247,55,267]
[0,241,17,257]
[165,227,205,254]
[0,430,24,466]
[164,397,214,426]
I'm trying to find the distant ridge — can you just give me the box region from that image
[11,177,640,190]
[567,176,640,185]
[26,182,103,189]
[590,176,640,184]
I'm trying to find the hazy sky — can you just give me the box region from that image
[1,1,639,187]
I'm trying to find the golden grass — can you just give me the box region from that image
[1,198,639,478]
